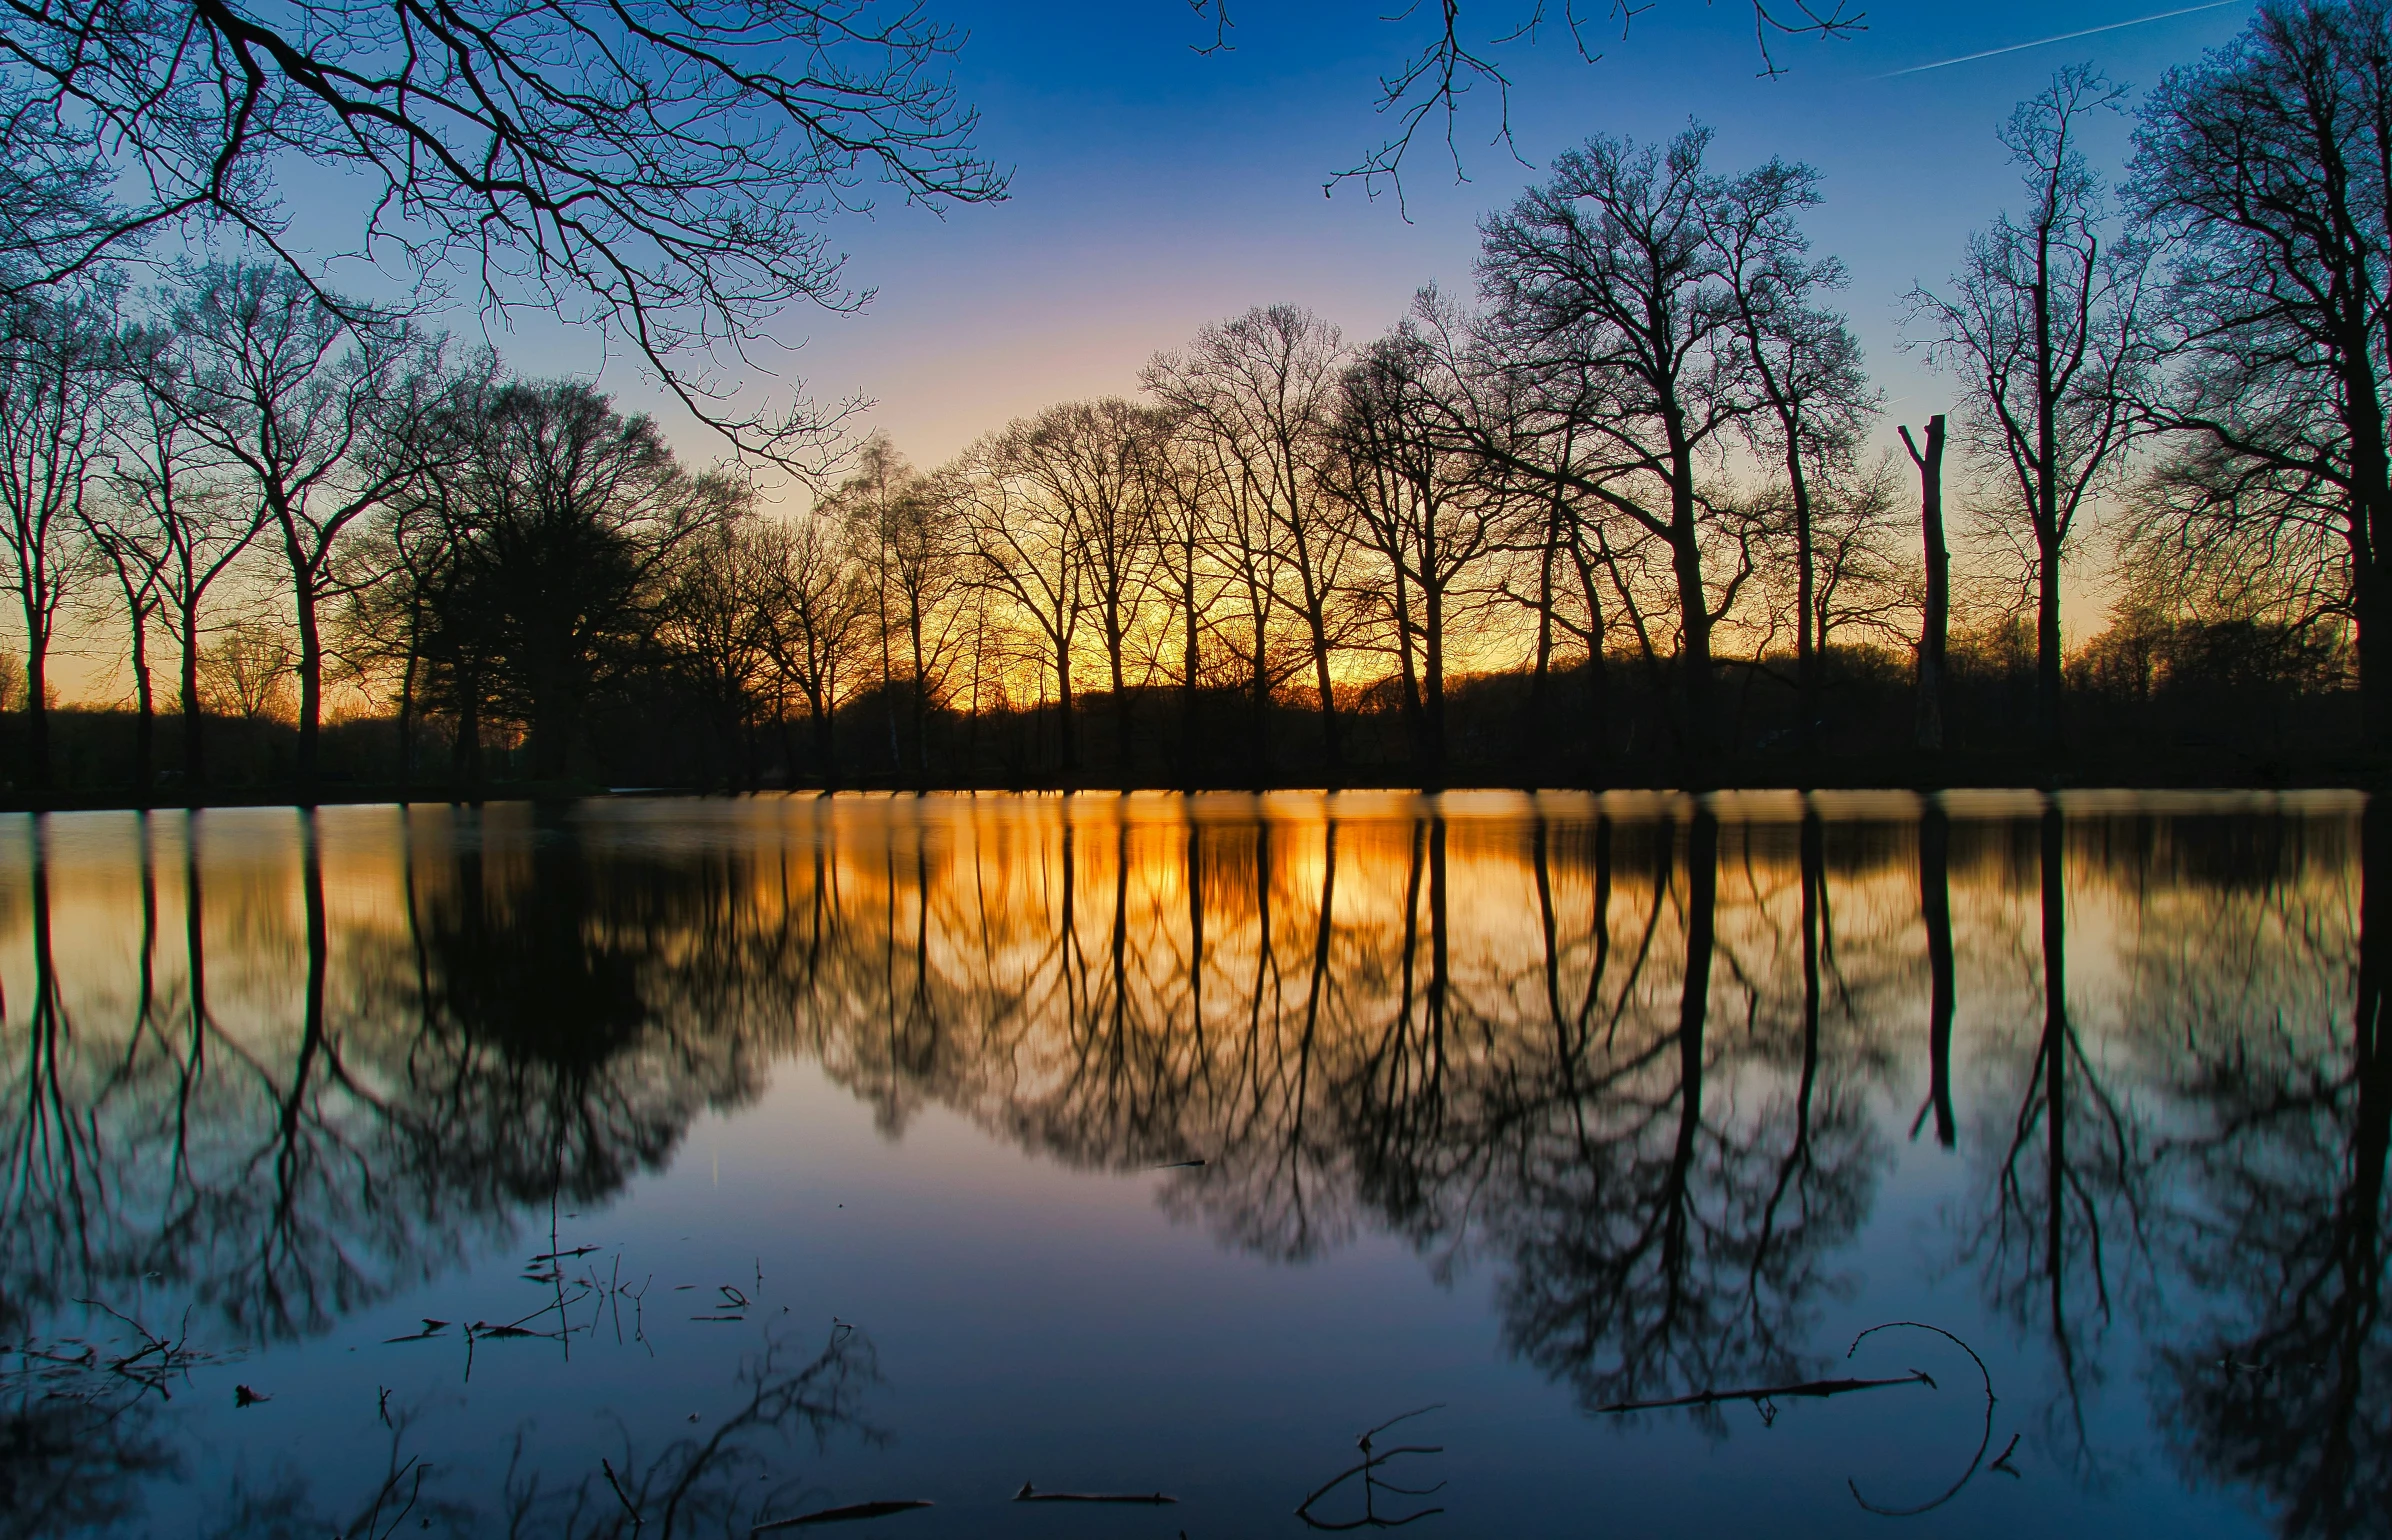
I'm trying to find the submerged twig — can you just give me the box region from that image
[1296,1406,1447,1531]
[601,1456,643,1528]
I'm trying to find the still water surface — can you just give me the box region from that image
[2,791,2380,1538]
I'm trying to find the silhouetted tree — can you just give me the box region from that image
[1910,68,2151,758]
[2129,0,2392,751]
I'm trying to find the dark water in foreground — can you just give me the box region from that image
[2,790,2383,1539]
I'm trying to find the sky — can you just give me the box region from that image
[448,0,2259,486]
[62,1,2267,704]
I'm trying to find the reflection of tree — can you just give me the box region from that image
[15,791,2383,1527]
[1445,811,1887,1414]
[1961,805,2151,1475]
[2150,800,2392,1538]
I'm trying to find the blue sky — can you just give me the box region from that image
[441,2,2262,475]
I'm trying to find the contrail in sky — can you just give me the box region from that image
[1876,0,2246,78]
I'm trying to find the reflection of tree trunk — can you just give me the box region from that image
[1756,814,1825,1263]
[1921,802,1957,1148]
[1187,818,1205,1048]
[1428,815,1449,1099]
[264,811,331,1332]
[1665,812,1718,1282]
[2039,803,2080,1406]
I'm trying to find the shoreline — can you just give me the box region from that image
[3,760,2385,816]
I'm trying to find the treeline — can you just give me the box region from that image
[4,4,2387,796]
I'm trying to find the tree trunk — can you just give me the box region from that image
[292,573,323,791]
[181,601,207,790]
[396,644,418,795]
[1108,634,1131,788]
[1180,562,1202,789]
[1920,801,1955,1147]
[812,692,838,791]
[1789,448,1819,760]
[130,612,155,801]
[1056,643,1076,780]
[1423,578,1447,787]
[908,596,930,791]
[22,622,50,793]
[1903,417,1950,754]
[2035,524,2065,757]
[1669,500,1716,774]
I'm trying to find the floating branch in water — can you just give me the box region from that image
[1013,1481,1176,1503]
[751,1498,932,1530]
[1989,1433,2022,1476]
[1842,1322,1999,1518]
[384,1319,449,1343]
[1596,1369,1934,1418]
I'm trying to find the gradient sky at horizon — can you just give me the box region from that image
[276,1,2260,479]
[547,0,2256,486]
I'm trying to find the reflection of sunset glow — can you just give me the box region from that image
[1,790,2382,1533]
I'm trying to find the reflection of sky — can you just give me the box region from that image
[0,792,2358,1535]
[263,2,2256,477]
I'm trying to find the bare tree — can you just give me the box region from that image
[0,0,1004,459]
[1142,410,1229,782]
[1476,126,1783,768]
[1147,307,1355,778]
[1712,160,1874,755]
[199,617,297,724]
[0,284,115,789]
[174,262,441,786]
[2128,0,2392,750]
[1899,414,1951,753]
[967,425,1088,778]
[754,515,870,786]
[1329,303,1510,781]
[829,437,965,786]
[1909,67,2151,758]
[986,400,1161,780]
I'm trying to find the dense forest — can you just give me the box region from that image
[2,5,2386,798]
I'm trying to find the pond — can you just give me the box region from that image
[1,790,2376,1539]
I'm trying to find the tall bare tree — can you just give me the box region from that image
[1330,305,1509,781]
[1910,67,2151,757]
[755,515,870,786]
[174,262,440,786]
[2128,0,2392,750]
[1900,415,1951,753]
[829,437,964,786]
[1476,127,1786,768]
[0,284,116,789]
[987,400,1161,780]
[967,425,1088,778]
[1713,161,1875,756]
[1147,307,1355,778]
